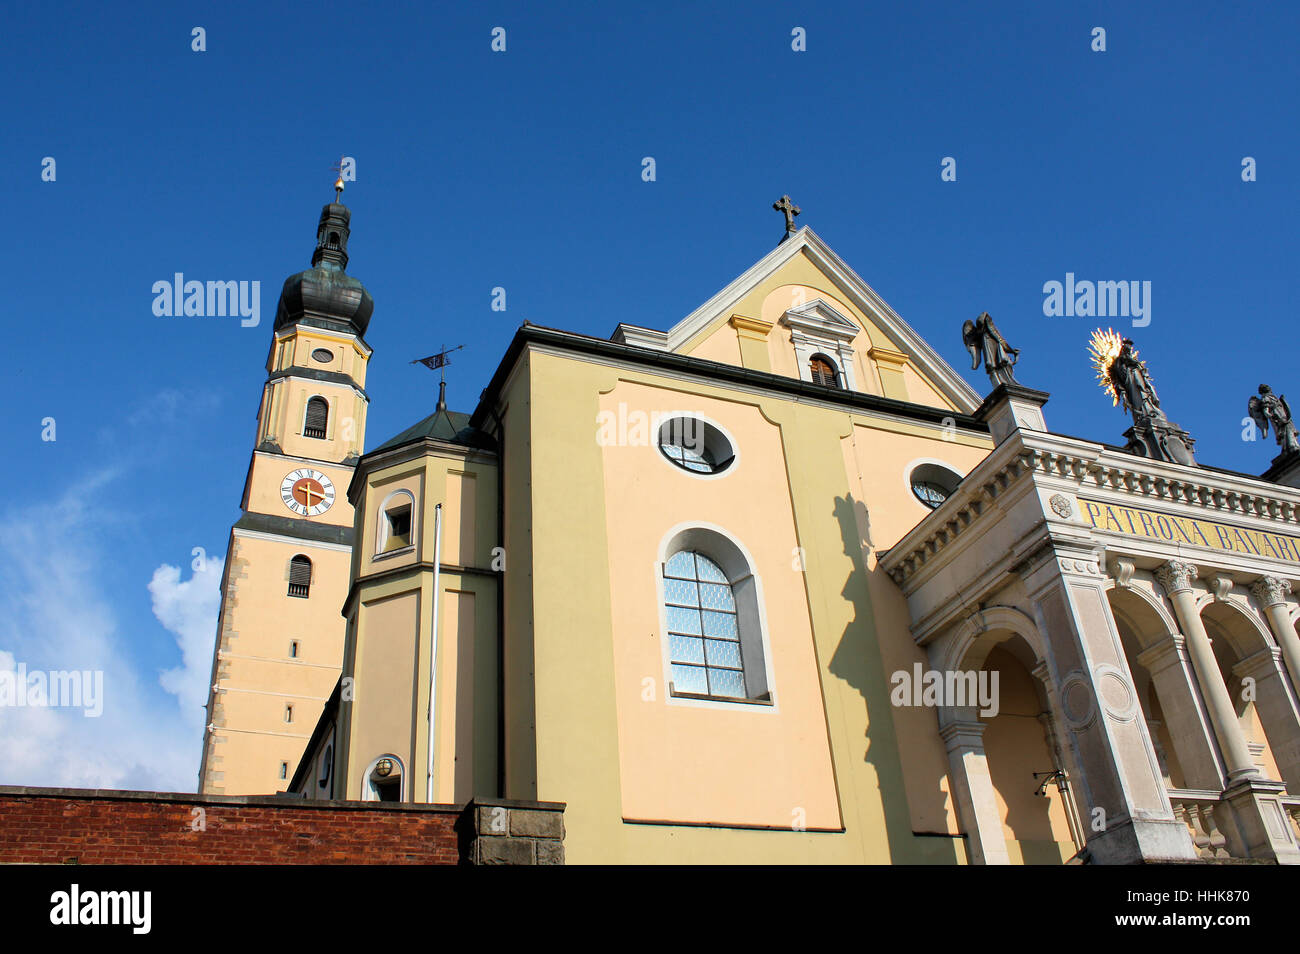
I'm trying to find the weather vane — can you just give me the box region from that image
[411,344,464,383]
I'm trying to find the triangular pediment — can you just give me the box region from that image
[781,299,860,340]
[614,227,981,413]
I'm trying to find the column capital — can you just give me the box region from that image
[1155,560,1199,595]
[939,719,987,752]
[1250,576,1292,609]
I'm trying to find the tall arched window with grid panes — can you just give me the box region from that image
[663,550,753,700]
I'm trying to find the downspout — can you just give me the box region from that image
[487,403,507,798]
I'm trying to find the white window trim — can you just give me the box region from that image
[653,412,741,481]
[780,299,860,390]
[904,457,965,510]
[375,489,418,558]
[655,521,777,712]
[360,753,406,802]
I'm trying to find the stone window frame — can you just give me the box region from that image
[779,299,860,391]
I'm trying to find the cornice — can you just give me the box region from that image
[881,430,1300,592]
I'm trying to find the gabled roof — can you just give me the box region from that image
[619,226,982,414]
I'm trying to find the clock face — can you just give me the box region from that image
[281,469,336,517]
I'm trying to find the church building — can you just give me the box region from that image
[208,190,1300,865]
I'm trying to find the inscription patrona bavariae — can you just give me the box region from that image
[1080,498,1300,563]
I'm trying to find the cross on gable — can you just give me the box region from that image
[773,195,801,238]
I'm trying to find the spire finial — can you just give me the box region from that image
[331,157,346,203]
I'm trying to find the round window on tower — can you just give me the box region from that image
[311,348,333,364]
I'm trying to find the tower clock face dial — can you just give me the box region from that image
[281,469,336,517]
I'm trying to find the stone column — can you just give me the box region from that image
[1155,561,1258,782]
[1135,633,1226,792]
[1233,648,1300,792]
[1157,563,1300,863]
[1251,577,1300,699]
[939,719,1010,865]
[1019,545,1195,863]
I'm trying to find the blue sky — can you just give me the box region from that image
[2,1,1297,789]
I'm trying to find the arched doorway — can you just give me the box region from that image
[977,637,1079,863]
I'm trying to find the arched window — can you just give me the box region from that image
[376,490,416,554]
[288,555,312,598]
[304,397,329,439]
[661,529,771,703]
[809,354,840,388]
[361,755,404,802]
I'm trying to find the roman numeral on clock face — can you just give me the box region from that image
[280,469,336,517]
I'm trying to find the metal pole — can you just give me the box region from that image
[426,502,443,803]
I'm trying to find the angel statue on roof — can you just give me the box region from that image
[1248,383,1300,455]
[962,312,1021,388]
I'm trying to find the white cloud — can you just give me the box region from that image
[149,556,224,716]
[0,469,214,792]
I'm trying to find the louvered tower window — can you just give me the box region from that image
[809,354,840,388]
[288,555,312,598]
[304,397,329,439]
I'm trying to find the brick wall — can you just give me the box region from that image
[0,787,564,865]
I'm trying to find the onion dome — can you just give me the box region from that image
[273,198,374,337]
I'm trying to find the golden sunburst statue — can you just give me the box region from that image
[1088,328,1126,406]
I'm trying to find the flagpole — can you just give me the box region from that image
[426,502,443,804]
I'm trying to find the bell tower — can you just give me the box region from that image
[198,185,374,795]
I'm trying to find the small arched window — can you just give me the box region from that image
[304,397,329,439]
[376,491,416,555]
[362,755,404,802]
[809,354,840,388]
[288,555,312,598]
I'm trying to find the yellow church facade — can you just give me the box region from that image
[217,196,1300,864]
[284,223,1080,863]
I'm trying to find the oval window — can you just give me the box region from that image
[909,463,962,509]
[657,417,735,476]
[311,348,333,363]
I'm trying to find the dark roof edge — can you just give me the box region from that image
[468,323,991,432]
[234,511,354,547]
[287,679,341,794]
